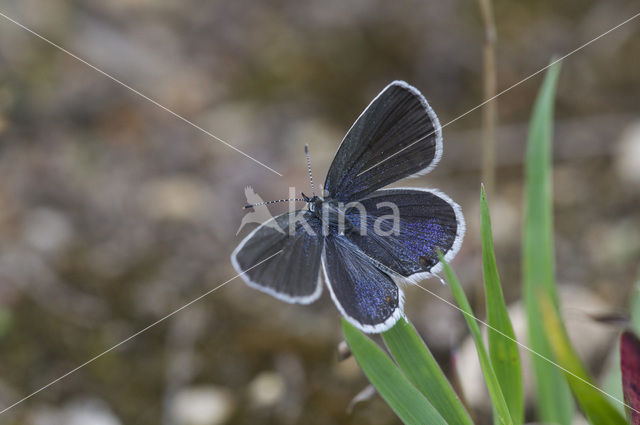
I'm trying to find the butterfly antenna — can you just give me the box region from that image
[243,198,305,209]
[304,144,315,196]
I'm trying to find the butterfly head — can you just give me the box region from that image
[302,192,323,213]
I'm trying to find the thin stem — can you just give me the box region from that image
[478,0,498,197]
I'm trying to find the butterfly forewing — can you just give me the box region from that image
[231,211,324,304]
[324,81,442,202]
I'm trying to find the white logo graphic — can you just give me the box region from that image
[235,147,400,238]
[236,186,284,235]
[236,186,401,238]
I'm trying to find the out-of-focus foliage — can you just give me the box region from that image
[522,60,575,424]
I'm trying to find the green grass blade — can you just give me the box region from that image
[522,61,575,424]
[540,294,628,425]
[439,254,513,425]
[382,317,474,425]
[481,185,524,425]
[602,275,640,415]
[602,339,625,414]
[341,320,448,425]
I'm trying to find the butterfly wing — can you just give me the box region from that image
[324,81,442,202]
[322,234,404,333]
[343,188,465,282]
[231,211,324,304]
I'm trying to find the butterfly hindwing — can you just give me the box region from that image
[231,211,324,304]
[322,234,404,332]
[343,188,465,282]
[324,81,442,202]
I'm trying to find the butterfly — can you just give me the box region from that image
[231,81,465,333]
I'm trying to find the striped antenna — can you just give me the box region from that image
[243,198,305,209]
[305,144,315,196]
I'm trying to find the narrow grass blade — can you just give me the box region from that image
[522,61,574,424]
[481,185,524,424]
[602,276,640,415]
[621,330,640,424]
[341,320,448,425]
[439,254,513,425]
[539,294,628,425]
[602,340,625,414]
[382,317,474,425]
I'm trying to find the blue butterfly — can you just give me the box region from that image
[231,81,465,333]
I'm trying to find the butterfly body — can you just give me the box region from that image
[302,196,356,235]
[232,81,465,333]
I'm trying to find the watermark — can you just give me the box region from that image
[238,186,400,237]
[236,186,285,235]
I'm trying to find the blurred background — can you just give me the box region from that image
[0,0,639,424]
